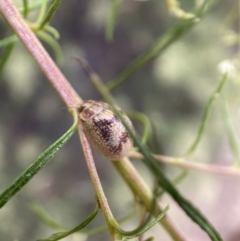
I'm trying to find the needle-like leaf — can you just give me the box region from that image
[117,205,169,239]
[37,205,98,241]
[39,0,62,29]
[0,115,77,209]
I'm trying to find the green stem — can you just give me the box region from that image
[113,158,188,241]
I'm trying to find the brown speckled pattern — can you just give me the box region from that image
[78,100,134,160]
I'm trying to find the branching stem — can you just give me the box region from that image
[130,151,240,177]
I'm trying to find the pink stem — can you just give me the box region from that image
[0,0,82,107]
[130,152,240,177]
[78,128,120,240]
[157,155,240,177]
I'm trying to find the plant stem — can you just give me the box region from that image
[0,1,194,240]
[75,57,190,240]
[78,128,121,240]
[130,152,240,177]
[113,157,188,241]
[0,0,82,107]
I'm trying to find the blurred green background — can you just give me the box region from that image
[0,0,240,240]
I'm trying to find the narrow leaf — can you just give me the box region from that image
[0,35,18,48]
[32,201,137,236]
[0,43,14,76]
[155,170,188,196]
[36,30,63,65]
[0,116,77,209]
[36,0,48,25]
[31,203,66,230]
[105,0,122,42]
[117,205,169,239]
[37,205,98,241]
[78,202,137,235]
[44,25,60,39]
[22,0,29,18]
[19,0,52,13]
[221,97,240,166]
[106,0,213,90]
[185,73,228,156]
[40,0,62,29]
[127,111,151,144]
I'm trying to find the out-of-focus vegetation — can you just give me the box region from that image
[0,0,240,240]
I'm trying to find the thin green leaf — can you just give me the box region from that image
[22,0,29,18]
[144,237,154,241]
[44,25,60,39]
[155,170,188,196]
[0,35,18,48]
[36,0,48,25]
[221,97,240,166]
[0,115,77,209]
[117,205,169,239]
[0,43,14,76]
[127,111,151,144]
[32,200,137,236]
[37,205,98,241]
[31,203,67,230]
[19,0,52,13]
[82,202,137,235]
[106,0,213,90]
[82,203,137,235]
[40,0,62,29]
[36,30,63,65]
[185,73,228,156]
[105,0,122,42]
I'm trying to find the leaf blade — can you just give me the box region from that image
[105,0,122,42]
[37,205,98,241]
[185,73,228,156]
[0,116,77,209]
[40,0,62,28]
[117,205,169,239]
[0,43,14,76]
[106,0,214,90]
